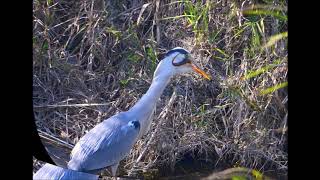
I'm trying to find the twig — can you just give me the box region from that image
[33,102,112,108]
[137,3,151,26]
[65,98,69,143]
[110,4,147,21]
[154,0,161,43]
[38,130,75,149]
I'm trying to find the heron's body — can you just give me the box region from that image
[33,163,99,180]
[67,47,210,176]
[68,113,140,174]
[67,72,170,175]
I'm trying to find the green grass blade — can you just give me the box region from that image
[260,82,288,95]
[231,176,247,180]
[243,9,287,21]
[160,15,195,21]
[243,60,281,80]
[263,31,288,48]
[252,169,263,180]
[213,48,229,58]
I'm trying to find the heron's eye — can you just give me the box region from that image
[172,54,191,66]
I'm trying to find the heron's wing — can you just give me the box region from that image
[33,163,98,180]
[68,114,140,172]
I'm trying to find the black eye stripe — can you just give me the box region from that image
[165,48,189,57]
[163,48,191,66]
[172,53,191,66]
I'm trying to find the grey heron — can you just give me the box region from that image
[33,163,99,180]
[67,47,210,176]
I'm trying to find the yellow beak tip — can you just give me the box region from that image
[191,64,211,80]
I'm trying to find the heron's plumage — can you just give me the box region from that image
[33,163,98,180]
[68,112,140,173]
[128,73,171,138]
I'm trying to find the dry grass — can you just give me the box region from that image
[33,0,287,179]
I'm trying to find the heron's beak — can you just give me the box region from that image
[191,64,211,80]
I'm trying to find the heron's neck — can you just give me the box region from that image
[129,72,172,122]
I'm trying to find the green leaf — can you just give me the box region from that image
[42,41,48,51]
[260,81,288,95]
[213,48,229,58]
[232,175,247,180]
[160,14,195,21]
[120,79,129,87]
[146,46,157,72]
[263,31,288,48]
[252,169,263,180]
[105,27,122,37]
[251,23,261,48]
[209,29,222,43]
[47,0,53,6]
[127,53,142,63]
[243,60,281,80]
[242,9,287,21]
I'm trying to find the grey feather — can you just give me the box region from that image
[142,105,155,136]
[33,163,98,180]
[68,112,140,173]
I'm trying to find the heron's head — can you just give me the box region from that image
[154,47,211,80]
